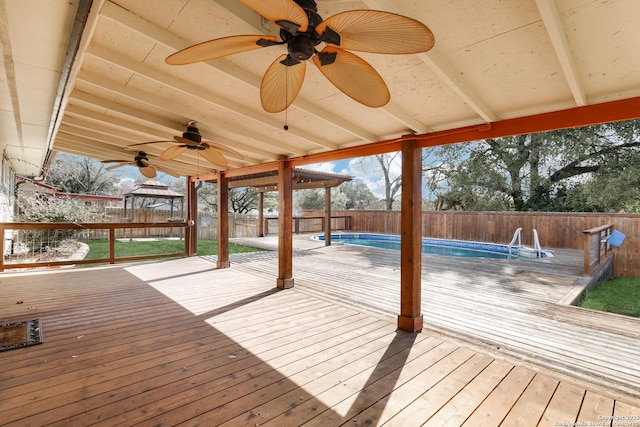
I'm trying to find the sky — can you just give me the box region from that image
[303,155,402,199]
[110,153,406,200]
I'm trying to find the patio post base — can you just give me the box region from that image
[397,314,423,332]
[277,277,294,289]
[217,260,230,269]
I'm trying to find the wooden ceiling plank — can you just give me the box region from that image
[365,0,498,123]
[87,45,339,151]
[74,70,305,155]
[64,104,271,163]
[99,1,380,143]
[535,0,587,106]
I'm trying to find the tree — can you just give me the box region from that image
[338,181,378,209]
[426,120,640,212]
[296,187,347,211]
[229,188,258,213]
[46,153,120,195]
[355,153,401,210]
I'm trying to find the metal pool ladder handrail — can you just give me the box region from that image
[532,228,542,258]
[508,227,522,254]
[508,227,543,257]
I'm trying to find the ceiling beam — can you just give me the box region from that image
[72,72,305,156]
[62,104,272,162]
[86,45,339,151]
[99,1,381,143]
[285,96,640,167]
[364,0,498,123]
[535,0,587,106]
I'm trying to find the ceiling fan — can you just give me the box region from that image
[129,121,244,168]
[101,151,179,179]
[129,122,244,168]
[166,0,435,113]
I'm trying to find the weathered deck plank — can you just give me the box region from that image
[226,237,640,401]
[0,247,639,426]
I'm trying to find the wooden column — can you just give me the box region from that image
[185,177,198,256]
[398,140,423,332]
[258,191,264,237]
[216,172,230,268]
[277,160,294,289]
[324,184,331,246]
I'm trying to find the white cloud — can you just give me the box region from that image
[305,154,403,199]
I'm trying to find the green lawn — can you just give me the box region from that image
[79,239,262,261]
[579,277,640,317]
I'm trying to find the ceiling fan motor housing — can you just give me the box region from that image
[282,0,323,62]
[183,124,202,142]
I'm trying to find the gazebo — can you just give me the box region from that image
[123,180,184,223]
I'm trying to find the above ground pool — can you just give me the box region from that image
[313,233,550,259]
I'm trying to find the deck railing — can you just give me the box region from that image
[0,222,188,272]
[582,224,614,275]
[263,215,352,236]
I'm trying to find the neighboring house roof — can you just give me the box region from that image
[15,176,123,202]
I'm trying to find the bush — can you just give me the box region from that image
[16,195,106,252]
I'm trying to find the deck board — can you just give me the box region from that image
[1,242,639,426]
[226,237,640,401]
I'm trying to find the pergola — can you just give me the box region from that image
[2,0,640,331]
[200,167,352,264]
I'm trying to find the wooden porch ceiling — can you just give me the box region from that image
[2,0,640,178]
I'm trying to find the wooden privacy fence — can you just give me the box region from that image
[303,210,640,277]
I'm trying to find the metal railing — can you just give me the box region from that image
[1,221,188,272]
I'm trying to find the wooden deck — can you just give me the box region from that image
[1,239,639,426]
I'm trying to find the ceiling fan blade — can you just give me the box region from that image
[317,10,434,54]
[139,165,157,178]
[104,162,131,171]
[198,147,228,168]
[166,35,279,65]
[174,135,201,147]
[160,145,188,161]
[205,142,245,160]
[102,159,130,164]
[128,140,173,147]
[239,0,308,33]
[153,164,180,178]
[260,54,306,113]
[313,46,390,108]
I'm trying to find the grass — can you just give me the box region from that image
[79,239,262,262]
[579,277,640,317]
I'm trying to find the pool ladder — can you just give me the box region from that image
[508,227,543,258]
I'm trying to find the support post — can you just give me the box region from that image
[277,160,294,289]
[398,140,423,332]
[217,172,230,268]
[185,178,197,256]
[324,184,331,246]
[258,191,264,237]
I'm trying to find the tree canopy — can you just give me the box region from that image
[46,153,120,195]
[424,119,640,212]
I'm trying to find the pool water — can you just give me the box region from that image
[315,233,520,259]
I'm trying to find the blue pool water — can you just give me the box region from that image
[314,233,521,259]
